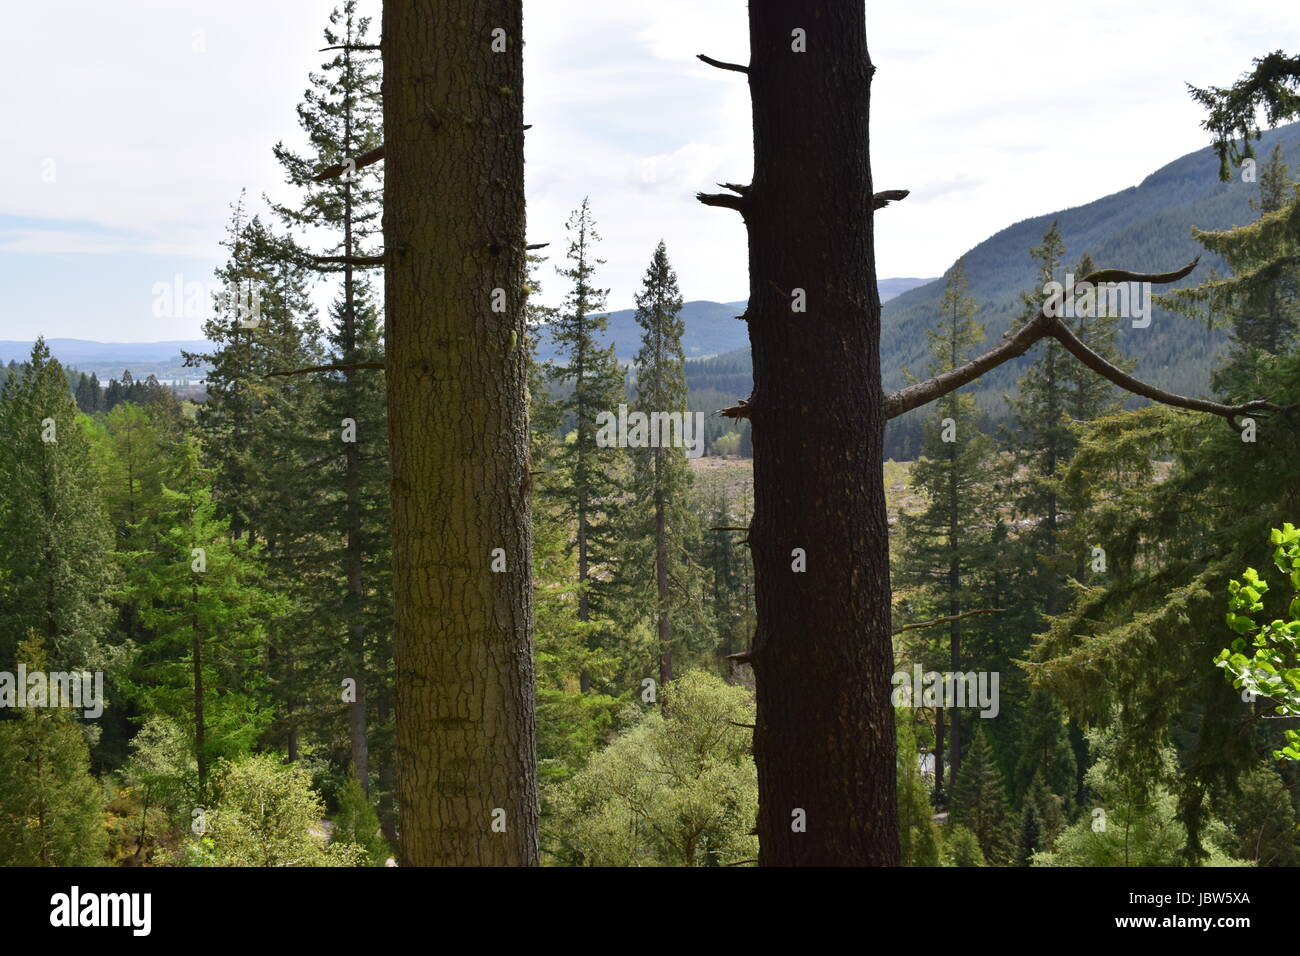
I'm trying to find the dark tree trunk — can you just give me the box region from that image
[191,584,206,799]
[383,0,538,866]
[933,704,946,806]
[738,1,898,865]
[655,454,672,688]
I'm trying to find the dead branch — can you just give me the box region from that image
[697,54,749,74]
[892,608,1006,636]
[312,145,386,183]
[720,398,751,420]
[697,191,746,213]
[319,44,380,52]
[726,651,752,665]
[311,253,386,268]
[268,362,385,378]
[873,189,910,209]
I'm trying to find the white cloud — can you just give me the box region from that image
[3,0,1300,339]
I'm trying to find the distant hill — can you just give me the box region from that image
[880,121,1300,418]
[0,339,209,382]
[532,278,933,364]
[8,278,933,383]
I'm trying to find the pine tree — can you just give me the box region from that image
[624,241,712,684]
[1011,688,1077,807]
[949,726,1013,865]
[271,0,389,794]
[1007,223,1072,615]
[1169,143,1300,401]
[0,339,116,672]
[1016,797,1041,866]
[122,438,277,800]
[544,199,627,691]
[0,639,107,866]
[897,259,1001,799]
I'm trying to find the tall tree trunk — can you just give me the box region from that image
[733,1,898,865]
[343,139,370,793]
[191,584,207,799]
[948,463,962,786]
[383,0,538,866]
[655,473,672,687]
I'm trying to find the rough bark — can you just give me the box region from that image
[722,2,899,865]
[384,0,538,866]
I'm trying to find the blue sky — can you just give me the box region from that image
[2,0,1299,341]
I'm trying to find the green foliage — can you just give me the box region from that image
[0,639,107,866]
[545,671,757,866]
[199,753,366,867]
[331,775,391,866]
[941,824,986,867]
[1034,731,1247,867]
[540,199,629,626]
[1220,763,1300,865]
[1189,50,1300,179]
[0,339,117,672]
[119,438,278,797]
[620,241,715,673]
[897,709,941,866]
[1216,522,1300,760]
[949,726,1013,865]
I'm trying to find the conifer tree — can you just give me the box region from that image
[544,199,627,690]
[1011,688,1077,807]
[1007,224,1072,615]
[122,438,277,800]
[0,339,115,671]
[1168,143,1300,401]
[949,726,1013,865]
[0,639,107,866]
[271,0,388,793]
[897,259,1001,798]
[625,241,711,684]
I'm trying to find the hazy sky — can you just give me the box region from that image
[2,0,1298,341]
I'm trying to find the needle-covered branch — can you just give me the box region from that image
[884,258,1281,423]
